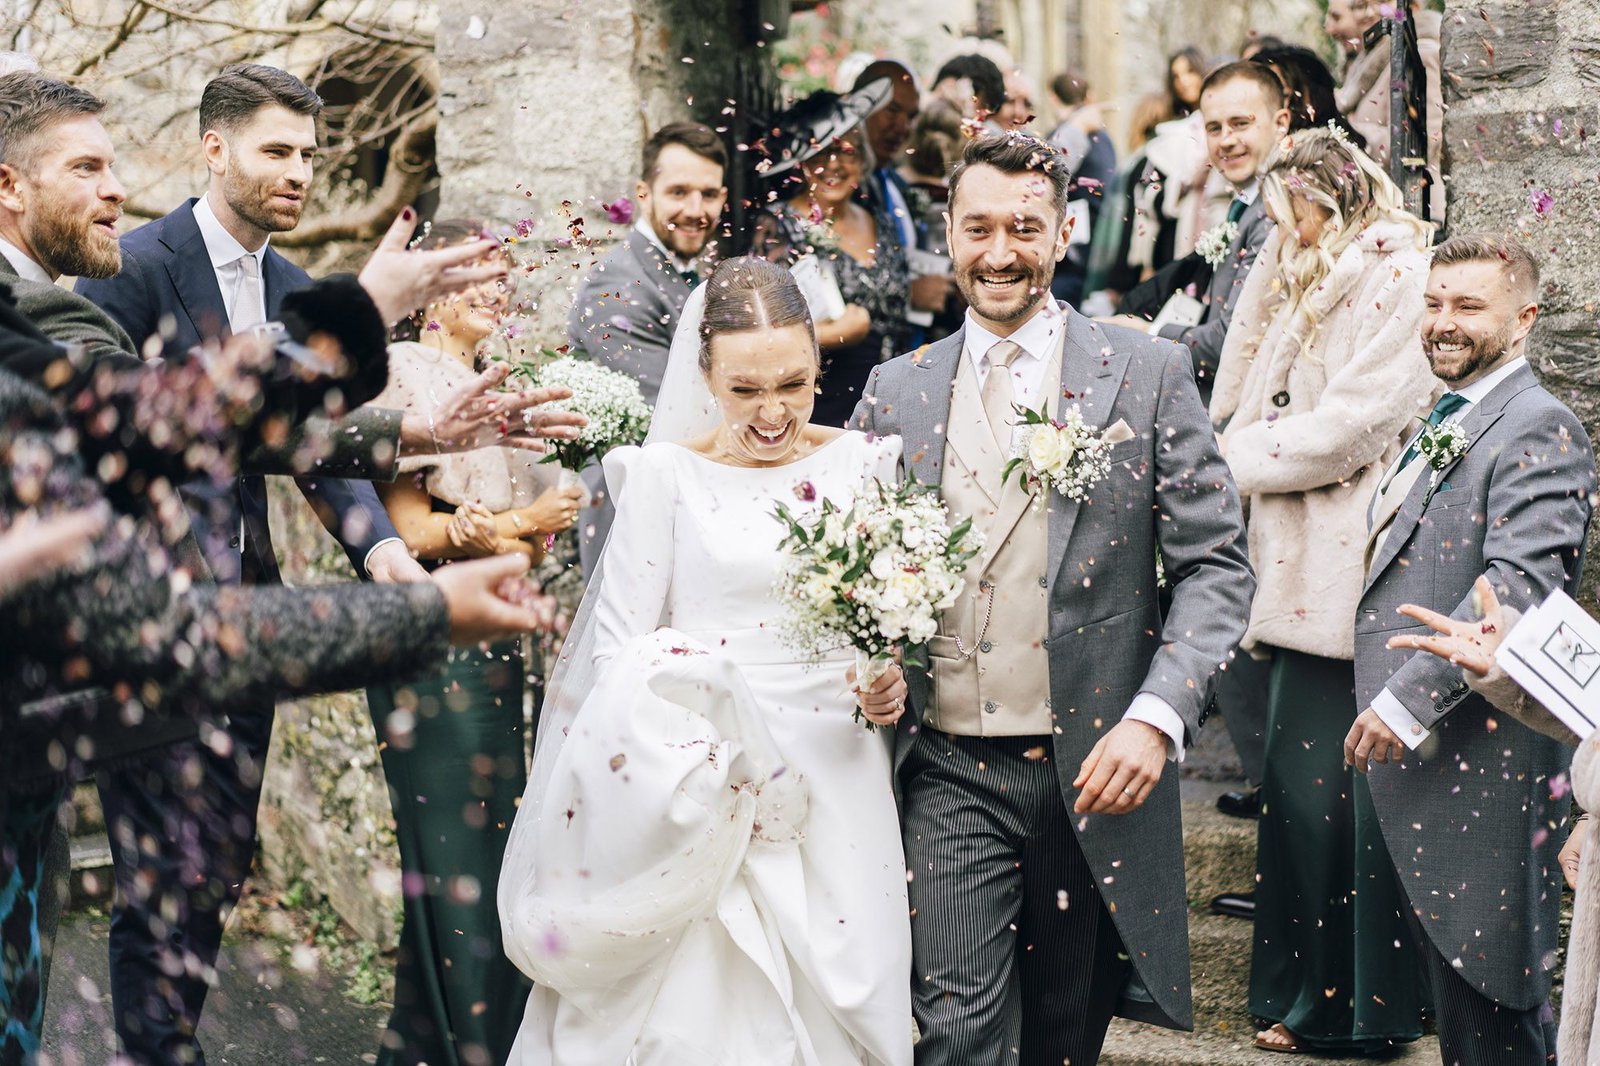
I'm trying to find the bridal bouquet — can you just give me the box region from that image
[512,354,652,486]
[1003,403,1114,502]
[772,478,982,728]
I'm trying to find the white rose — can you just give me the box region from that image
[1028,426,1063,474]
[901,523,926,550]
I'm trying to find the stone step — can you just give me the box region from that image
[1180,799,1256,905]
[1101,1018,1440,1064]
[68,833,114,904]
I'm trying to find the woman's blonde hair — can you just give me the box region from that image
[1260,127,1432,346]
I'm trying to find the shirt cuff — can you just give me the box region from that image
[362,536,405,578]
[1372,687,1430,749]
[1126,693,1186,763]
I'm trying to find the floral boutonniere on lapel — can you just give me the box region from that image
[1416,420,1471,497]
[1002,405,1131,503]
[1194,220,1240,268]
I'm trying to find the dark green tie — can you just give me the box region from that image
[1399,392,1469,470]
[683,268,700,289]
[1226,198,1247,224]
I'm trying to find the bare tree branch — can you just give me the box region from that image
[73,1,151,76]
[131,0,433,49]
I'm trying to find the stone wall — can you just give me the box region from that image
[1440,0,1600,583]
[434,0,750,347]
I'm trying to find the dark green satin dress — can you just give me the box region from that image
[1248,647,1429,1051]
[366,639,533,1066]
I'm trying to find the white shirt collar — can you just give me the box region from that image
[963,301,1065,372]
[1451,355,1527,408]
[0,236,55,284]
[633,217,695,273]
[193,192,267,270]
[1234,179,1260,206]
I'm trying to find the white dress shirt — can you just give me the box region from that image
[0,235,55,283]
[192,192,401,577]
[963,303,1189,762]
[1371,355,1530,747]
[192,193,268,331]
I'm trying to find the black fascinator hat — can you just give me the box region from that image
[760,77,892,178]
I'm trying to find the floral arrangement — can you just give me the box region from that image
[1002,403,1114,502]
[1195,219,1240,268]
[771,477,982,729]
[1415,419,1470,490]
[510,354,652,483]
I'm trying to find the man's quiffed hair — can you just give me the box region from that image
[947,132,1072,222]
[1431,234,1542,302]
[0,72,104,171]
[199,63,321,137]
[640,122,728,183]
[1198,59,1286,110]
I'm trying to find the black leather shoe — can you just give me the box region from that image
[1216,787,1261,819]
[1209,891,1255,920]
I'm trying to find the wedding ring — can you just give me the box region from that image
[1122,787,1134,796]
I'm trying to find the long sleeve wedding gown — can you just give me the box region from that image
[500,431,913,1066]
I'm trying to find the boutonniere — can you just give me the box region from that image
[1416,420,1470,494]
[1001,404,1117,503]
[1195,219,1240,268]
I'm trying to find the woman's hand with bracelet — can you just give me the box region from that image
[521,484,586,536]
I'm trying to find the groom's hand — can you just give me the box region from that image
[1073,720,1166,815]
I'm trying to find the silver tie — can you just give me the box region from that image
[232,253,265,331]
[981,339,1022,451]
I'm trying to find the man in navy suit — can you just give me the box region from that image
[76,64,427,1065]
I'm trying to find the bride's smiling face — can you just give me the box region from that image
[705,324,819,465]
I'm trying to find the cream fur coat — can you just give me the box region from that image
[1210,221,1438,660]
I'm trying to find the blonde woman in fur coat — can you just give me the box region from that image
[1209,127,1439,1054]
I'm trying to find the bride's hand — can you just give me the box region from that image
[849,662,908,727]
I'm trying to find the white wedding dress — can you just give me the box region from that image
[500,431,912,1066]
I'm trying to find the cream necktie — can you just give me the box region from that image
[981,339,1022,451]
[231,253,265,331]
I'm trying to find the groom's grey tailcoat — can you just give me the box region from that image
[1356,362,1595,1011]
[851,308,1255,1030]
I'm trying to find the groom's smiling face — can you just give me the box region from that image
[947,163,1072,335]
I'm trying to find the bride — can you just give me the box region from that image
[498,256,914,1065]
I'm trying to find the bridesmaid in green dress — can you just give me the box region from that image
[365,219,585,1066]
[1207,131,1436,1054]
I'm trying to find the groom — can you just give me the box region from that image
[851,132,1253,1063]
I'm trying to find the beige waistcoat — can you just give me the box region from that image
[925,336,1063,737]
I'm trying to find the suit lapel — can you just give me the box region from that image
[628,230,692,305]
[261,246,299,319]
[1050,313,1133,590]
[160,201,229,342]
[1361,364,1537,594]
[900,330,962,487]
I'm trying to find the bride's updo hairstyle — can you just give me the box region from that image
[697,256,818,374]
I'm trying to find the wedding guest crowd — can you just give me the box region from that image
[5,7,1593,1066]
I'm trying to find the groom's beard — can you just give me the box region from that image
[954,258,1053,325]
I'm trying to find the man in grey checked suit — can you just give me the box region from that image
[1346,235,1595,1065]
[851,133,1254,1064]
[568,121,727,575]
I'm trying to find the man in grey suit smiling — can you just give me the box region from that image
[851,132,1254,1064]
[1346,235,1595,1065]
